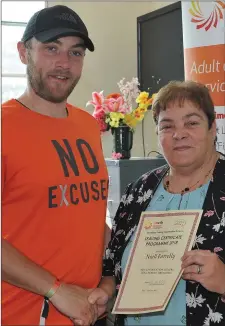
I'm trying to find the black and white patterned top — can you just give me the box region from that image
[103,153,225,326]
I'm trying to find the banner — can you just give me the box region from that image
[181,1,225,153]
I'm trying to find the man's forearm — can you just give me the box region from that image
[2,239,55,296]
[98,276,116,298]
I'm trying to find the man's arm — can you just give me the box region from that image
[2,239,55,295]
[2,239,97,325]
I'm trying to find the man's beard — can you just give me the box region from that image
[26,54,80,103]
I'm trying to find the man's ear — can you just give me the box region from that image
[17,41,28,65]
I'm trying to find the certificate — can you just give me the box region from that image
[112,210,203,314]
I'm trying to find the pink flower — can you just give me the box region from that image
[214,247,223,253]
[204,210,214,217]
[112,152,123,159]
[92,107,108,132]
[95,116,108,132]
[86,91,110,115]
[93,109,105,119]
[220,197,225,201]
[105,97,129,114]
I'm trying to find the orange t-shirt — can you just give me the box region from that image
[1,99,108,325]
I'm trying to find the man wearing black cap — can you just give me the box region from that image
[2,5,113,326]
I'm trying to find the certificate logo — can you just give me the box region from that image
[144,220,163,229]
[174,219,186,227]
[144,220,153,229]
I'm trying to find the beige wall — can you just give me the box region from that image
[48,1,174,158]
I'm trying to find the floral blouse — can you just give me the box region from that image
[103,154,225,326]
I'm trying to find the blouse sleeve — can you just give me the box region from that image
[102,182,134,277]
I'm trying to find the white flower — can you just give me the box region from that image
[112,219,117,232]
[186,293,206,308]
[105,248,114,260]
[120,193,133,206]
[193,234,207,247]
[137,189,152,204]
[125,226,137,242]
[142,173,148,181]
[121,194,127,204]
[213,223,221,232]
[221,214,225,227]
[115,262,121,277]
[211,312,223,323]
[205,304,223,324]
[203,317,210,326]
[117,77,140,112]
[115,229,124,237]
[125,194,134,205]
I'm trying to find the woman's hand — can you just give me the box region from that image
[181,249,225,295]
[71,287,109,326]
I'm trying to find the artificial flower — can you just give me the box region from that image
[136,91,149,103]
[112,152,123,159]
[93,110,108,132]
[107,112,125,127]
[133,108,145,121]
[86,91,111,114]
[86,91,105,114]
[107,96,126,113]
[106,93,121,100]
[87,77,155,132]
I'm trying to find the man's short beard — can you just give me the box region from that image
[26,51,80,103]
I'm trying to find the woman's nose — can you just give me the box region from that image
[172,127,188,140]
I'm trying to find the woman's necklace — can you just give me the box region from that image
[164,151,219,196]
[164,163,215,210]
[164,152,219,210]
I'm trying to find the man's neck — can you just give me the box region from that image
[18,88,68,118]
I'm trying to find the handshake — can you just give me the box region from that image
[50,282,111,325]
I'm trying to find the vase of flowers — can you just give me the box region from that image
[86,77,155,159]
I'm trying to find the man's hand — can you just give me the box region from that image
[70,288,108,325]
[50,283,98,325]
[88,287,109,318]
[182,250,225,294]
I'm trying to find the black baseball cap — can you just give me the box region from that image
[21,5,94,51]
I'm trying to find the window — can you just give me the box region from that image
[1,1,46,103]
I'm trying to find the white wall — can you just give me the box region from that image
[48,1,175,158]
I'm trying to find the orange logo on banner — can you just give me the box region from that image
[189,0,225,31]
[184,44,225,106]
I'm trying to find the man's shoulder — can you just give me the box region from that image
[67,103,100,128]
[2,99,19,118]
[1,99,20,123]
[67,103,95,119]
